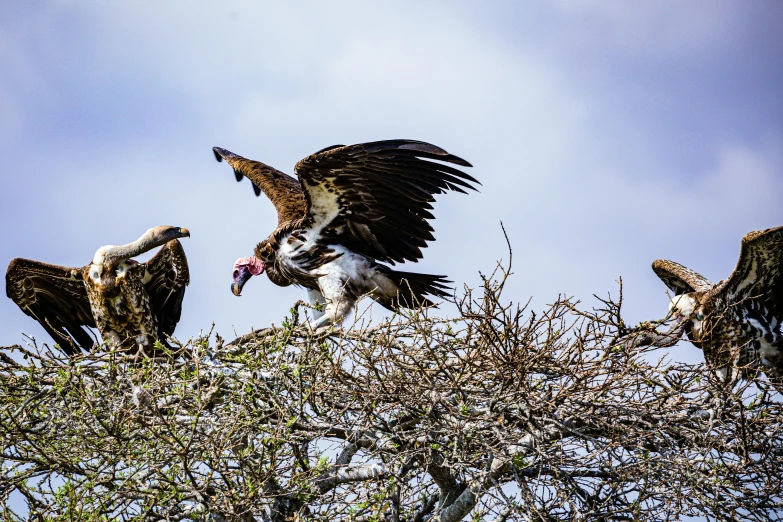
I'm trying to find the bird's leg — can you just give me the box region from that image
[310,314,332,331]
[306,289,327,321]
[307,274,357,331]
[308,295,356,331]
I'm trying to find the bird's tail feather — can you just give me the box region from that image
[376,268,452,310]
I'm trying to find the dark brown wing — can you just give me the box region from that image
[213,147,307,226]
[712,226,783,315]
[294,140,479,264]
[652,259,714,295]
[5,259,95,354]
[141,239,190,339]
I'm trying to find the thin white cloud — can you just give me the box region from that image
[549,0,741,58]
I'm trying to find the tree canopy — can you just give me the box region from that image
[1,256,782,521]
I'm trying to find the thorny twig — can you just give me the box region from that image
[1,254,782,521]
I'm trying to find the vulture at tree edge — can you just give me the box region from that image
[652,226,783,390]
[212,139,479,329]
[6,226,191,356]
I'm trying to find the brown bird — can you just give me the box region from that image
[652,226,783,389]
[6,226,190,356]
[213,139,479,329]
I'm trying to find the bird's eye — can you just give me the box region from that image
[92,272,99,279]
[233,269,239,277]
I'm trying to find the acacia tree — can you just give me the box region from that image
[1,253,782,521]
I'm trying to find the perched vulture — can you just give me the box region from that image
[212,139,479,328]
[6,226,190,356]
[652,226,783,389]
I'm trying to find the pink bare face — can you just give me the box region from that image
[231,257,265,296]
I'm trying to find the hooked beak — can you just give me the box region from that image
[231,266,253,296]
[179,227,190,238]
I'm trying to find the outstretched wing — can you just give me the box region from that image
[5,259,95,355]
[212,147,307,226]
[142,239,190,339]
[714,226,783,315]
[294,140,479,264]
[652,259,714,295]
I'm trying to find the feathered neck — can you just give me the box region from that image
[93,227,187,266]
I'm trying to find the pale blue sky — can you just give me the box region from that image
[2,1,783,370]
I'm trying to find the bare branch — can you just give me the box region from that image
[1,257,782,520]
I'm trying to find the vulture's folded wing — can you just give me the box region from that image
[5,259,95,354]
[294,140,479,264]
[652,259,714,296]
[142,239,190,339]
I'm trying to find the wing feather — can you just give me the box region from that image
[213,147,306,226]
[652,259,714,295]
[142,239,190,339]
[5,259,95,354]
[714,226,783,315]
[295,140,479,264]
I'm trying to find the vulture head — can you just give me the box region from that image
[667,292,707,339]
[231,256,265,296]
[651,259,716,342]
[668,293,703,320]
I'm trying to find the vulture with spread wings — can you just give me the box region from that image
[213,139,479,329]
[6,226,190,356]
[651,226,783,389]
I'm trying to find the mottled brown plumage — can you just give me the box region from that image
[6,227,190,356]
[653,226,783,388]
[214,140,478,328]
[212,147,306,226]
[652,259,713,295]
[5,259,96,353]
